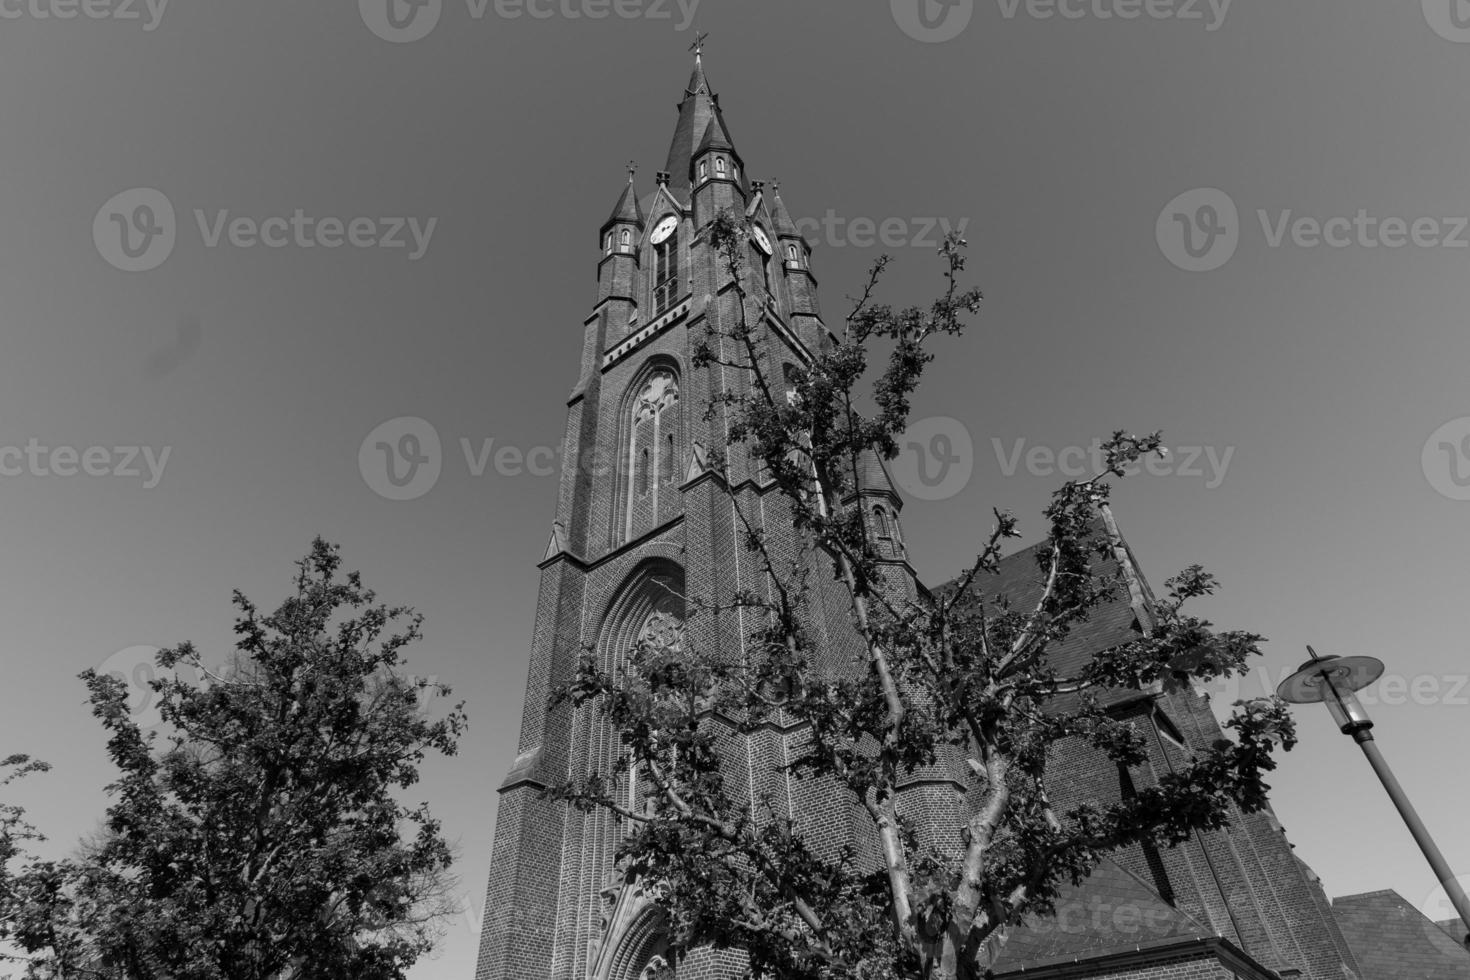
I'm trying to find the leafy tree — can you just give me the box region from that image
[553,211,1295,980]
[1,539,465,980]
[0,754,50,953]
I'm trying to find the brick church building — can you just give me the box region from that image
[472,53,1451,980]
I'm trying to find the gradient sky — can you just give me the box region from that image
[3,1,1470,977]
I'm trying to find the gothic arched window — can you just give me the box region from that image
[605,232,614,255]
[715,156,726,177]
[621,228,632,249]
[871,504,904,558]
[599,561,686,828]
[697,159,708,182]
[622,369,679,542]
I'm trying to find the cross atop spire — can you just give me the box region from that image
[626,160,638,182]
[689,30,709,63]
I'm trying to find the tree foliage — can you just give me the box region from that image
[553,211,1295,980]
[0,539,465,980]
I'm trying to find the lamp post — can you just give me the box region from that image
[1277,647,1470,947]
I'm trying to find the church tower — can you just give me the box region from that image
[473,50,898,980]
[475,53,1361,980]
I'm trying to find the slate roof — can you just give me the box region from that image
[850,449,900,504]
[935,533,1147,713]
[604,177,645,231]
[991,858,1214,971]
[695,115,734,156]
[769,187,803,240]
[1332,890,1470,980]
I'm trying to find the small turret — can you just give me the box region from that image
[686,77,746,226]
[597,168,644,306]
[769,184,824,349]
[849,449,907,561]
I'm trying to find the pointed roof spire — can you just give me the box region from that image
[769,182,802,239]
[543,521,568,562]
[663,42,735,199]
[695,114,734,155]
[602,166,645,231]
[853,449,901,505]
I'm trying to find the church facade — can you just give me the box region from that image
[474,56,1366,980]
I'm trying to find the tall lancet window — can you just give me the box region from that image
[624,370,679,541]
[600,562,685,836]
[653,226,679,315]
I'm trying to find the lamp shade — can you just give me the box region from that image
[1275,654,1384,703]
[1276,652,1384,734]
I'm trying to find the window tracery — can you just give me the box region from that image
[622,369,680,542]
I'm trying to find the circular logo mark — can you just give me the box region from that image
[891,0,974,42]
[890,416,974,501]
[1424,0,1470,42]
[98,644,166,728]
[1156,187,1239,273]
[1422,416,1470,500]
[93,188,176,272]
[1418,874,1470,945]
[359,416,442,500]
[360,0,441,42]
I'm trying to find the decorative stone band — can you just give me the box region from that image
[603,298,692,370]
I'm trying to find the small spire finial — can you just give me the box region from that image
[626,160,638,182]
[689,30,709,63]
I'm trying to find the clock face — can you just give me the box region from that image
[650,215,678,245]
[751,224,773,255]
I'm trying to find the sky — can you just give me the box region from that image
[3,0,1470,977]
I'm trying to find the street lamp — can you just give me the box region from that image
[1277,647,1470,948]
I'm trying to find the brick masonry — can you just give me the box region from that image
[475,58,1377,980]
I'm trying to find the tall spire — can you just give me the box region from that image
[663,41,734,201]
